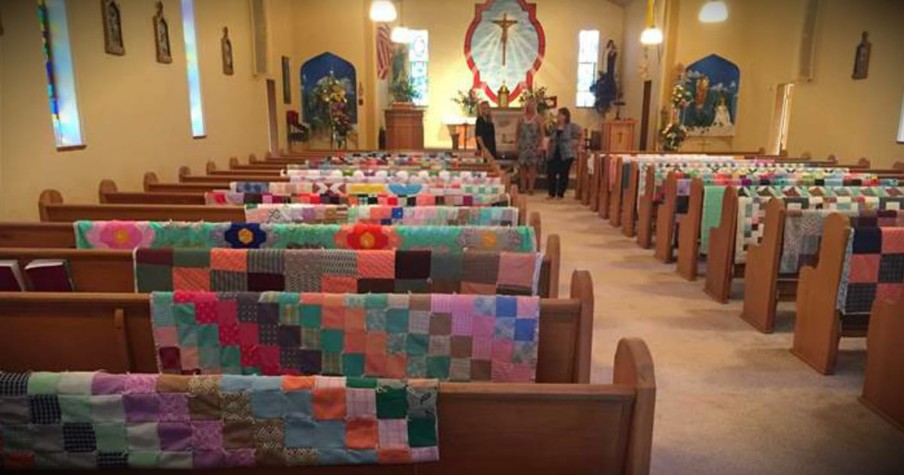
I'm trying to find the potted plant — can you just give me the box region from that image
[390,75,418,109]
[453,89,480,117]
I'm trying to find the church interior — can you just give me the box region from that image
[0,0,903,473]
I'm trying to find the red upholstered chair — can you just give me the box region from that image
[286,110,309,150]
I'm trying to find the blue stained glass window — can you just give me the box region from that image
[38,0,84,148]
[181,0,205,137]
[408,30,429,107]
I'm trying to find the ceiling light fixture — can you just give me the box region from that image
[369,1,397,22]
[390,0,412,43]
[640,0,663,45]
[699,1,729,23]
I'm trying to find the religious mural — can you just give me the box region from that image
[301,52,358,125]
[680,54,740,137]
[464,0,546,106]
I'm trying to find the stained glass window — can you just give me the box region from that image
[576,30,600,108]
[408,30,429,107]
[38,0,84,149]
[181,0,205,137]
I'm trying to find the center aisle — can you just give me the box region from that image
[530,196,904,475]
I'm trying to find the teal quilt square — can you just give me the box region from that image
[386,309,409,333]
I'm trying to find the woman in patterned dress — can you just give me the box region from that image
[515,98,544,195]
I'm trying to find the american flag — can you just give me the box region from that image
[376,24,392,80]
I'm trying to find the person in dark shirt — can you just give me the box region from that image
[474,101,498,160]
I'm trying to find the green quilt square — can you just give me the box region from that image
[59,395,92,422]
[150,295,176,326]
[95,423,128,452]
[345,376,377,389]
[407,356,427,378]
[280,305,300,326]
[376,386,408,419]
[300,305,322,328]
[173,249,211,267]
[321,329,344,353]
[200,347,222,369]
[426,356,451,380]
[221,346,241,368]
[342,355,366,377]
[136,265,173,292]
[197,325,220,347]
[322,353,342,375]
[406,334,429,356]
[301,328,322,349]
[387,334,407,354]
[386,309,409,333]
[365,309,386,332]
[174,304,197,326]
[408,416,438,447]
[364,294,388,309]
[3,425,35,451]
[28,372,61,395]
[128,452,161,469]
[177,325,199,347]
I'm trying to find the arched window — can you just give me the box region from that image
[37,0,84,149]
[301,53,358,125]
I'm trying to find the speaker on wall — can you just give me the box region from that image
[250,0,269,75]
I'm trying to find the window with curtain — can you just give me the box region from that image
[576,30,600,108]
[181,0,206,138]
[408,30,429,106]
[38,0,85,149]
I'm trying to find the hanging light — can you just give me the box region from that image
[640,0,663,45]
[391,26,412,43]
[699,1,729,23]
[369,1,397,22]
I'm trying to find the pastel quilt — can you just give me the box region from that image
[204,191,511,207]
[0,372,438,469]
[150,292,541,382]
[346,206,518,227]
[134,248,543,296]
[75,222,537,253]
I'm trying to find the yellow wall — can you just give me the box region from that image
[0,0,270,220]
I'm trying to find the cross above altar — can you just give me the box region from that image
[492,13,518,67]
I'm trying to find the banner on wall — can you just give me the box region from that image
[464,0,546,106]
[680,54,740,137]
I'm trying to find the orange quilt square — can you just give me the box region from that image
[312,387,346,420]
[344,332,367,353]
[211,249,247,271]
[365,333,387,354]
[357,250,396,278]
[346,418,378,449]
[322,305,345,329]
[386,355,407,379]
[378,448,412,464]
[322,276,357,293]
[365,353,387,376]
[282,375,316,391]
[343,308,366,332]
[173,268,210,291]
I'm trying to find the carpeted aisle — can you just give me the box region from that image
[532,196,904,475]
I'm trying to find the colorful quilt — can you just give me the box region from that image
[346,206,518,227]
[75,222,537,253]
[284,170,491,180]
[0,372,438,469]
[230,182,506,198]
[150,292,541,382]
[836,227,904,315]
[243,205,343,224]
[699,186,726,254]
[205,191,511,207]
[134,249,543,296]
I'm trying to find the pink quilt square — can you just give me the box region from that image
[517,297,540,318]
[473,316,495,338]
[497,253,536,288]
[451,295,475,316]
[849,255,880,283]
[471,337,492,360]
[491,339,513,361]
[492,363,532,383]
[211,249,247,272]
[154,327,179,347]
[357,250,395,278]
[451,312,473,336]
[430,295,454,314]
[875,283,903,303]
[180,347,199,370]
[216,301,238,324]
[881,229,904,253]
[238,323,259,345]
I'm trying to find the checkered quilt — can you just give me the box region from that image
[134,248,542,296]
[230,182,506,197]
[836,226,904,315]
[204,191,511,207]
[150,292,540,382]
[240,205,519,226]
[75,221,537,253]
[0,372,438,470]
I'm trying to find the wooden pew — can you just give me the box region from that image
[145,172,230,193]
[790,214,853,375]
[739,199,794,333]
[0,312,654,473]
[179,166,290,184]
[0,268,591,383]
[206,160,282,177]
[98,180,206,205]
[861,293,904,432]
[598,154,612,220]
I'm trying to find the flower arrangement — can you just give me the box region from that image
[670,79,693,110]
[659,122,688,152]
[520,85,554,115]
[453,89,480,117]
[309,73,352,142]
[390,75,418,104]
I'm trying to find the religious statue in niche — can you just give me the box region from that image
[102,0,125,56]
[464,0,546,106]
[852,31,871,80]
[678,54,740,137]
[591,40,619,116]
[222,27,234,76]
[153,2,172,64]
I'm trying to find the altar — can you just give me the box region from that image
[491,107,523,156]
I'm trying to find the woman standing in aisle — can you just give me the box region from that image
[515,98,544,195]
[475,101,498,160]
[545,107,583,199]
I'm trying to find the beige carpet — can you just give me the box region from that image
[531,196,904,474]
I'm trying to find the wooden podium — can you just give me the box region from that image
[601,119,636,152]
[385,106,425,150]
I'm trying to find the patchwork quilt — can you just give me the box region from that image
[836,227,904,315]
[283,170,491,180]
[134,248,543,296]
[241,205,519,226]
[0,372,438,469]
[230,182,506,198]
[150,292,541,382]
[205,191,511,207]
[75,222,537,253]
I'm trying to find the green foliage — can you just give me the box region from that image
[453,89,480,117]
[390,75,418,103]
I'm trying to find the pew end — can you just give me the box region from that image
[529,211,542,250]
[516,194,528,226]
[893,161,904,171]
[569,269,594,384]
[614,337,657,475]
[98,179,118,204]
[178,166,192,180]
[702,186,739,302]
[861,293,904,432]
[739,199,786,333]
[229,156,241,169]
[206,160,218,174]
[791,214,851,375]
[546,234,562,299]
[143,172,160,192]
[38,189,64,222]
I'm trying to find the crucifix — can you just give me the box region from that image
[492,13,518,66]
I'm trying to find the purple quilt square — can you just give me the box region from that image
[158,393,190,422]
[123,375,158,395]
[257,303,281,324]
[123,394,160,423]
[225,449,256,468]
[158,422,192,451]
[192,421,224,451]
[248,274,285,292]
[278,326,301,347]
[194,450,226,469]
[91,374,125,396]
[299,350,323,375]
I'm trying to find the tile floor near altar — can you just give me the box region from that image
[533,196,904,475]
